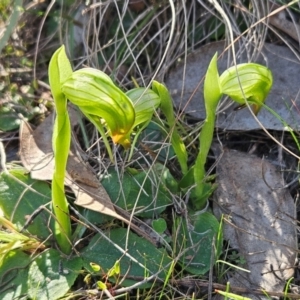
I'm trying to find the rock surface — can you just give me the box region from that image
[213,148,297,298]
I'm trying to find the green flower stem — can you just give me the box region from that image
[193,52,273,209]
[51,112,72,254]
[193,53,221,208]
[152,81,188,175]
[49,46,73,254]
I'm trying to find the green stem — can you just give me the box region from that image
[48,46,73,254]
[193,107,218,208]
[192,53,221,209]
[52,112,72,254]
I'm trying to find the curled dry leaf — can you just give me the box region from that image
[213,148,297,299]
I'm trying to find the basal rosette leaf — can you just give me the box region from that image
[61,68,135,148]
[219,63,273,114]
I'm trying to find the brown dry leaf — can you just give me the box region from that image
[19,112,54,181]
[213,148,297,299]
[19,108,123,222]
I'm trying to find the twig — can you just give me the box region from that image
[171,278,300,299]
[0,141,8,173]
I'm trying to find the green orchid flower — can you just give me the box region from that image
[62,68,135,148]
[220,63,273,114]
[193,52,273,209]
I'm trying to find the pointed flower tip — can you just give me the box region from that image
[112,133,131,149]
[252,103,262,115]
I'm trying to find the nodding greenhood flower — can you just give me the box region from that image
[61,68,135,148]
[219,63,273,114]
[126,87,161,128]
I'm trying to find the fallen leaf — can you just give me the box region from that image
[166,41,300,130]
[19,113,54,181]
[213,148,297,299]
[19,107,122,222]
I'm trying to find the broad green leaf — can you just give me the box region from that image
[126,88,160,128]
[139,121,176,163]
[0,250,31,300]
[101,168,172,218]
[28,249,82,300]
[174,212,221,275]
[219,63,273,114]
[152,218,167,234]
[0,101,40,131]
[81,228,172,288]
[154,163,178,193]
[77,207,114,227]
[0,168,52,240]
[62,68,135,148]
[152,81,188,175]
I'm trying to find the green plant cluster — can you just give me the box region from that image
[0,44,273,298]
[49,44,272,254]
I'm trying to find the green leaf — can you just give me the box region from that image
[81,228,172,288]
[152,218,167,234]
[174,212,221,275]
[28,249,82,300]
[0,169,52,240]
[0,102,40,131]
[62,68,135,148]
[219,63,273,114]
[139,121,176,163]
[0,250,31,300]
[155,163,178,193]
[126,87,161,128]
[101,168,172,218]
